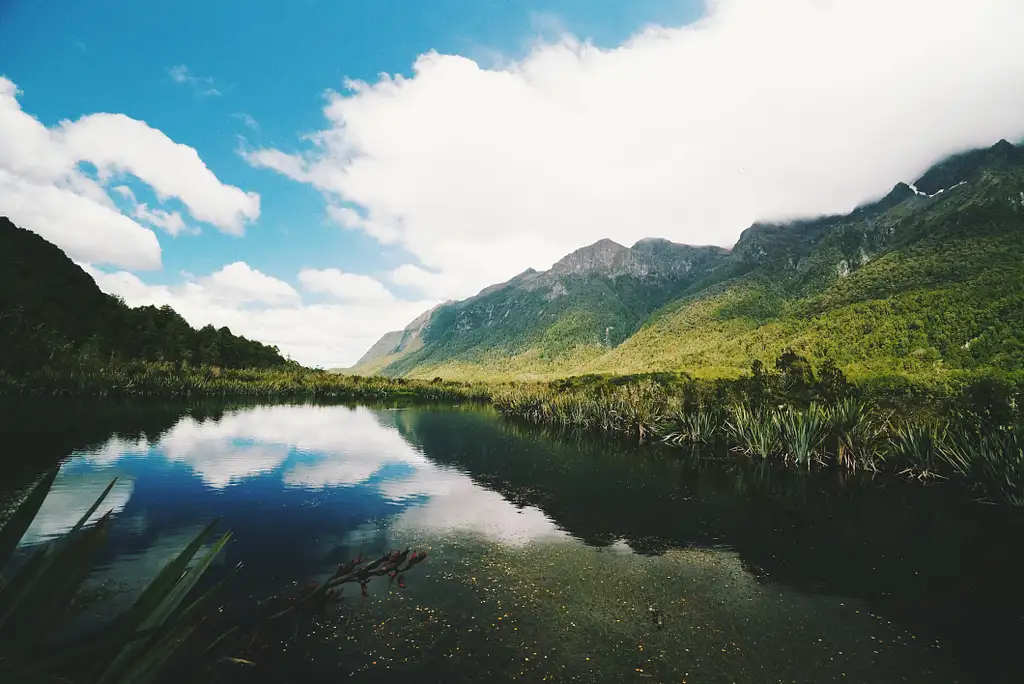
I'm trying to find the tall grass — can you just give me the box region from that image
[889,421,947,480]
[726,405,780,460]
[939,424,1024,506]
[777,404,829,467]
[827,398,884,471]
[494,382,1023,506]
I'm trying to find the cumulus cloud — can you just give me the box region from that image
[200,262,301,305]
[246,0,1024,300]
[298,267,395,303]
[82,262,438,367]
[0,76,258,269]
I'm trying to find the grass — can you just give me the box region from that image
[493,380,1024,507]
[0,362,494,403]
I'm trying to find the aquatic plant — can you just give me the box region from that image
[889,420,948,480]
[939,423,1024,506]
[727,404,781,460]
[777,404,829,467]
[612,381,668,442]
[662,407,721,446]
[827,398,884,471]
[0,471,232,684]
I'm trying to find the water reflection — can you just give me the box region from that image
[27,405,567,549]
[4,402,1022,683]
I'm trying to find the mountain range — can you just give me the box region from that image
[349,139,1024,381]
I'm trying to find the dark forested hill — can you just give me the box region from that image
[351,139,1024,381]
[0,217,288,374]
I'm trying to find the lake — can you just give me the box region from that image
[2,400,1022,683]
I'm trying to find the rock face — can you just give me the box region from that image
[348,301,448,373]
[347,138,1024,380]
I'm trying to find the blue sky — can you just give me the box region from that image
[0,0,701,287]
[1,0,1022,367]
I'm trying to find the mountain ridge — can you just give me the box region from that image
[348,138,1024,381]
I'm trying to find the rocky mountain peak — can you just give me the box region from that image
[913,139,1023,195]
[548,238,632,277]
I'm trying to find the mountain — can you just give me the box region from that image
[0,217,288,374]
[350,235,729,379]
[351,139,1024,381]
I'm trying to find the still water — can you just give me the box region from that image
[3,401,1022,683]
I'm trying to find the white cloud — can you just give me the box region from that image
[168,64,221,97]
[200,261,300,305]
[1,169,162,270]
[133,203,191,236]
[388,264,464,300]
[82,262,438,367]
[298,267,395,303]
[58,113,259,233]
[247,0,1024,301]
[0,76,258,269]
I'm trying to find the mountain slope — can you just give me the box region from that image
[349,238,729,378]
[353,139,1024,381]
[0,217,288,373]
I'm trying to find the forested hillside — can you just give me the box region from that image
[352,139,1024,382]
[0,217,289,376]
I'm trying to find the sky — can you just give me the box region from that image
[2,0,1024,368]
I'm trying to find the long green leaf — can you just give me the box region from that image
[96,526,228,684]
[67,477,118,536]
[0,468,58,569]
[0,476,119,637]
[116,621,200,684]
[0,544,51,627]
[113,519,220,634]
[4,512,111,643]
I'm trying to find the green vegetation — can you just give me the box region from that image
[355,140,1024,384]
[490,353,1024,506]
[0,469,428,682]
[1,217,290,380]
[1,360,493,401]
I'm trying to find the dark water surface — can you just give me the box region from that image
[2,400,1022,683]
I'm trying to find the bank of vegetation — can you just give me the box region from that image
[491,351,1024,507]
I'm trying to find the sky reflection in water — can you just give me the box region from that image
[13,403,1014,683]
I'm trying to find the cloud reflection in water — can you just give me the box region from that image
[64,404,566,546]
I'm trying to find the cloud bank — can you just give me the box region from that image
[248,0,1024,301]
